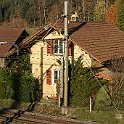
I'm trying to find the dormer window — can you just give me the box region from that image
[53,39,64,55]
[71,12,79,22]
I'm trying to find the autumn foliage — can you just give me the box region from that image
[106,4,117,24]
[105,0,120,24]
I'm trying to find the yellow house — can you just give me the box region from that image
[21,21,124,99]
[29,30,92,99]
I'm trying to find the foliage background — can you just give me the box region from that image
[1,0,123,30]
[69,57,108,108]
[0,54,40,104]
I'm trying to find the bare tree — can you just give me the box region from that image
[110,56,124,109]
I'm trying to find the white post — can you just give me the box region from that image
[62,1,68,115]
[90,97,92,112]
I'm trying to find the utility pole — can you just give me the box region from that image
[62,1,68,115]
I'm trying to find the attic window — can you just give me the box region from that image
[70,12,79,22]
[53,39,64,55]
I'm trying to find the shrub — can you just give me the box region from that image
[0,99,15,109]
[10,54,40,103]
[69,57,107,108]
[0,68,14,99]
[94,85,112,110]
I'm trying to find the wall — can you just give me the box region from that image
[30,40,63,98]
[30,31,92,99]
[73,44,92,67]
[0,58,5,68]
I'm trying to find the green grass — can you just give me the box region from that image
[80,110,118,124]
[26,28,38,35]
[0,98,123,124]
[0,99,15,109]
[68,108,124,124]
[33,99,124,124]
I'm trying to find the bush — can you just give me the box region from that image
[18,71,39,103]
[69,57,107,108]
[8,54,40,103]
[0,68,14,99]
[94,85,112,110]
[0,99,15,109]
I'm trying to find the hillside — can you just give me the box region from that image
[0,0,123,31]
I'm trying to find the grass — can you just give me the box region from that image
[0,98,123,124]
[68,108,120,124]
[26,28,38,35]
[0,99,15,109]
[33,99,61,116]
[32,99,124,124]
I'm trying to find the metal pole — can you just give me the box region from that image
[0,41,19,55]
[63,1,68,115]
[13,44,19,56]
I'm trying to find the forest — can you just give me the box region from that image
[0,0,123,31]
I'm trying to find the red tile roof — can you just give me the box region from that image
[55,21,124,62]
[0,28,25,57]
[69,22,124,62]
[6,26,52,57]
[12,21,124,63]
[0,28,24,42]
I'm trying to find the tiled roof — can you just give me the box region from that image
[0,44,12,57]
[7,27,51,57]
[11,22,124,63]
[55,21,124,63]
[0,28,25,57]
[0,28,24,42]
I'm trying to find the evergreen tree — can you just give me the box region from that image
[0,67,13,99]
[10,54,40,103]
[70,57,107,107]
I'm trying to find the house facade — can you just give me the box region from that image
[29,30,92,99]
[20,21,124,99]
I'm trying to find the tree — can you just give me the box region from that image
[0,67,13,99]
[106,3,117,24]
[116,1,124,31]
[110,56,124,109]
[9,54,40,103]
[94,0,107,21]
[70,57,107,107]
[106,0,124,31]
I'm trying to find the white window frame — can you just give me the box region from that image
[52,69,60,85]
[53,39,64,55]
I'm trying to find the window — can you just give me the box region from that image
[53,39,64,54]
[53,70,60,84]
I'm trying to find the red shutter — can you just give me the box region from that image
[47,39,53,54]
[46,69,52,85]
[68,41,72,56]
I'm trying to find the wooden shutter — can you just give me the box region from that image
[47,39,53,54]
[46,69,52,85]
[68,41,72,56]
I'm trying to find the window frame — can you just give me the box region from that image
[53,39,64,55]
[52,69,60,85]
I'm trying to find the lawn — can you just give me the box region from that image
[32,99,124,124]
[0,99,123,124]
